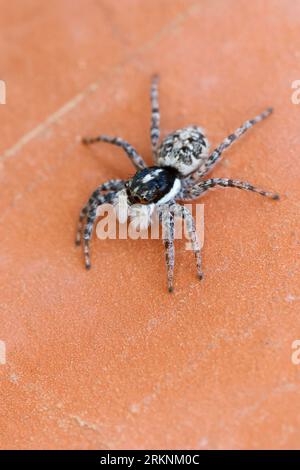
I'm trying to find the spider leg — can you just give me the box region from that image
[82,134,146,170]
[181,177,280,200]
[159,205,175,292]
[192,108,273,181]
[82,190,118,269]
[173,204,203,280]
[150,74,160,157]
[76,205,89,246]
[82,196,108,270]
[83,202,98,269]
[75,179,125,246]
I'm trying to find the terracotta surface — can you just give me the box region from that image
[1,0,300,450]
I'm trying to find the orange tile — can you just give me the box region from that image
[0,0,300,450]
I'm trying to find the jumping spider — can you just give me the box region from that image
[76,76,279,292]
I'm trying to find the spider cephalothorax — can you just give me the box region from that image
[125,166,181,205]
[76,75,279,292]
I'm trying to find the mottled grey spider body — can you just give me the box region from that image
[156,126,209,176]
[76,75,279,292]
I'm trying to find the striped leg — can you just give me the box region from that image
[83,202,98,269]
[150,75,160,156]
[82,191,118,269]
[75,179,125,246]
[160,207,175,292]
[194,108,273,179]
[76,205,89,246]
[173,204,203,280]
[183,177,280,200]
[82,135,146,170]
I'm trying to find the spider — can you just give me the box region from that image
[76,75,279,292]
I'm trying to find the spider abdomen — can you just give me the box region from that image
[156,126,210,176]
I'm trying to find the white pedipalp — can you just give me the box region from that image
[128,203,155,230]
[113,189,129,223]
[113,188,154,230]
[113,178,181,231]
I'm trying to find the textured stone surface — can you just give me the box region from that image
[0,0,300,449]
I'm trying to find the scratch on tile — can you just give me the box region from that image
[9,373,19,384]
[285,293,300,303]
[71,414,99,432]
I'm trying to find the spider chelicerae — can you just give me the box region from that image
[76,75,279,292]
